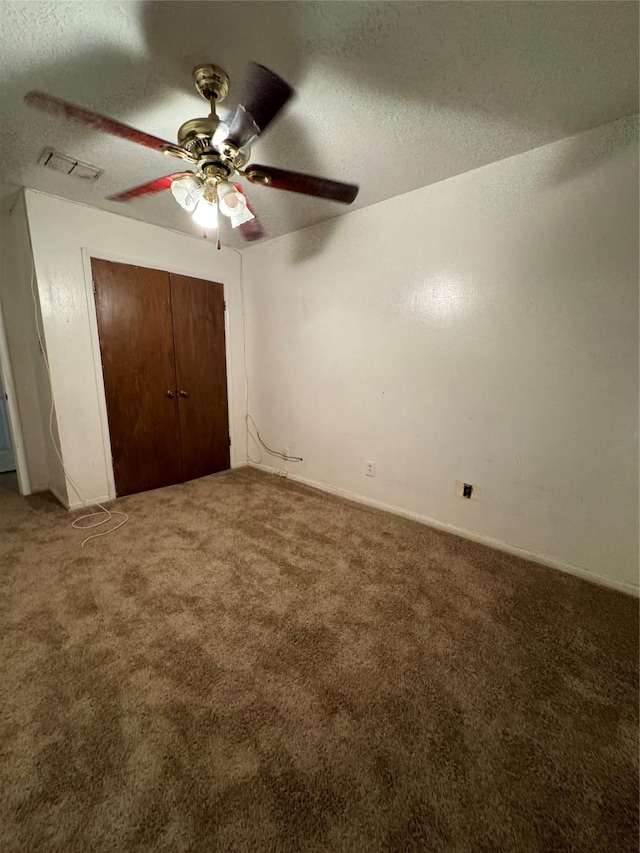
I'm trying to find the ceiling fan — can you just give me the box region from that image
[25,62,359,245]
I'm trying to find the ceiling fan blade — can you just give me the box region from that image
[225,63,294,148]
[233,184,265,242]
[24,91,188,158]
[107,172,194,202]
[244,165,359,204]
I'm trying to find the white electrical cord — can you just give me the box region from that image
[246,414,303,462]
[235,249,302,465]
[237,254,262,464]
[29,261,128,547]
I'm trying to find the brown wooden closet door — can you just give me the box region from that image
[170,274,230,480]
[92,259,182,496]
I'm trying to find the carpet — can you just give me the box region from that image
[0,466,638,852]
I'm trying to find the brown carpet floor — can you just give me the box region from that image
[0,466,638,852]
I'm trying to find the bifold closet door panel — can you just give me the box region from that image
[92,259,183,496]
[169,274,230,480]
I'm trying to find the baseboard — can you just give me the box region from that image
[69,495,111,511]
[55,487,112,511]
[49,483,70,509]
[245,462,639,598]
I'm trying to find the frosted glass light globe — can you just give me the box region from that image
[192,198,218,229]
[170,175,204,212]
[218,181,246,217]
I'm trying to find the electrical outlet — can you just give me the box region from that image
[276,469,289,478]
[283,447,290,459]
[366,460,376,477]
[455,480,481,500]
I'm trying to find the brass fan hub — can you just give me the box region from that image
[193,64,230,103]
[177,116,220,149]
[201,162,232,182]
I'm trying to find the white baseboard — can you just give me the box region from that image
[246,462,639,598]
[51,485,111,511]
[67,495,111,511]
[49,483,69,509]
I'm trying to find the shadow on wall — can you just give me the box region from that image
[540,114,640,188]
[1,1,637,260]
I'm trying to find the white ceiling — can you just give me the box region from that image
[1,1,638,248]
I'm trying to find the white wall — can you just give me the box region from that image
[0,193,59,494]
[24,190,244,508]
[242,116,639,594]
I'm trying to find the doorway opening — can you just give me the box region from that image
[0,382,17,479]
[0,303,29,499]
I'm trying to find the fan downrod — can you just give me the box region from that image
[193,64,230,104]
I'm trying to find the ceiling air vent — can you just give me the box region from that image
[37,148,102,180]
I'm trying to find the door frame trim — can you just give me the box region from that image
[0,299,30,494]
[80,248,238,500]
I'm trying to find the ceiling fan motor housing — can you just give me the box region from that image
[177,116,220,155]
[177,114,249,178]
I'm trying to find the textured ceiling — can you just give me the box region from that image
[1,1,638,248]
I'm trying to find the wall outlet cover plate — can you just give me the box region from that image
[455,480,481,501]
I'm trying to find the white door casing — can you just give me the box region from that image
[0,388,16,473]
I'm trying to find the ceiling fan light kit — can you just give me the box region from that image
[25,61,360,245]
